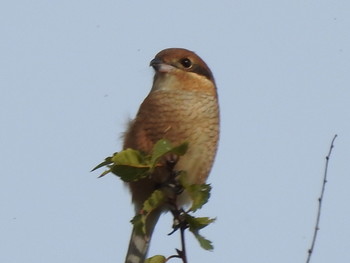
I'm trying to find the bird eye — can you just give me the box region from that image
[180,58,192,68]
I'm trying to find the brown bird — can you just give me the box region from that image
[123,48,220,263]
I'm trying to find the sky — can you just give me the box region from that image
[1,1,349,263]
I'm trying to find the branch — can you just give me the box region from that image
[306,134,338,263]
[166,191,188,263]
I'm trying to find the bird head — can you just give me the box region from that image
[149,48,216,96]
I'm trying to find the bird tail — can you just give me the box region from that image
[125,210,161,263]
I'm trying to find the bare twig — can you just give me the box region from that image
[179,224,188,263]
[167,207,189,263]
[166,174,189,263]
[306,134,338,263]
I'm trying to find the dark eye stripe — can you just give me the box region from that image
[191,64,214,81]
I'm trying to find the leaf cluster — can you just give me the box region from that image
[92,139,188,182]
[92,139,216,262]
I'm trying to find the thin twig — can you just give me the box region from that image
[166,180,188,263]
[306,134,338,263]
[180,225,188,263]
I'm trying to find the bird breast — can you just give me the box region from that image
[125,88,219,185]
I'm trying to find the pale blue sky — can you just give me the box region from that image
[1,1,350,263]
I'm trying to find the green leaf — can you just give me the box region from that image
[145,255,166,263]
[178,173,211,212]
[192,232,214,251]
[150,139,188,167]
[151,139,174,165]
[143,190,166,214]
[97,169,112,178]
[91,156,114,172]
[186,215,216,231]
[131,190,166,235]
[185,214,215,250]
[111,165,149,182]
[112,148,146,166]
[169,141,189,156]
[187,184,211,212]
[105,149,151,181]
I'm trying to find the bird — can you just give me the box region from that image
[123,48,220,263]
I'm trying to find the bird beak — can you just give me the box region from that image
[150,58,174,73]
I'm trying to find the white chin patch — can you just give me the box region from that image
[158,64,174,73]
